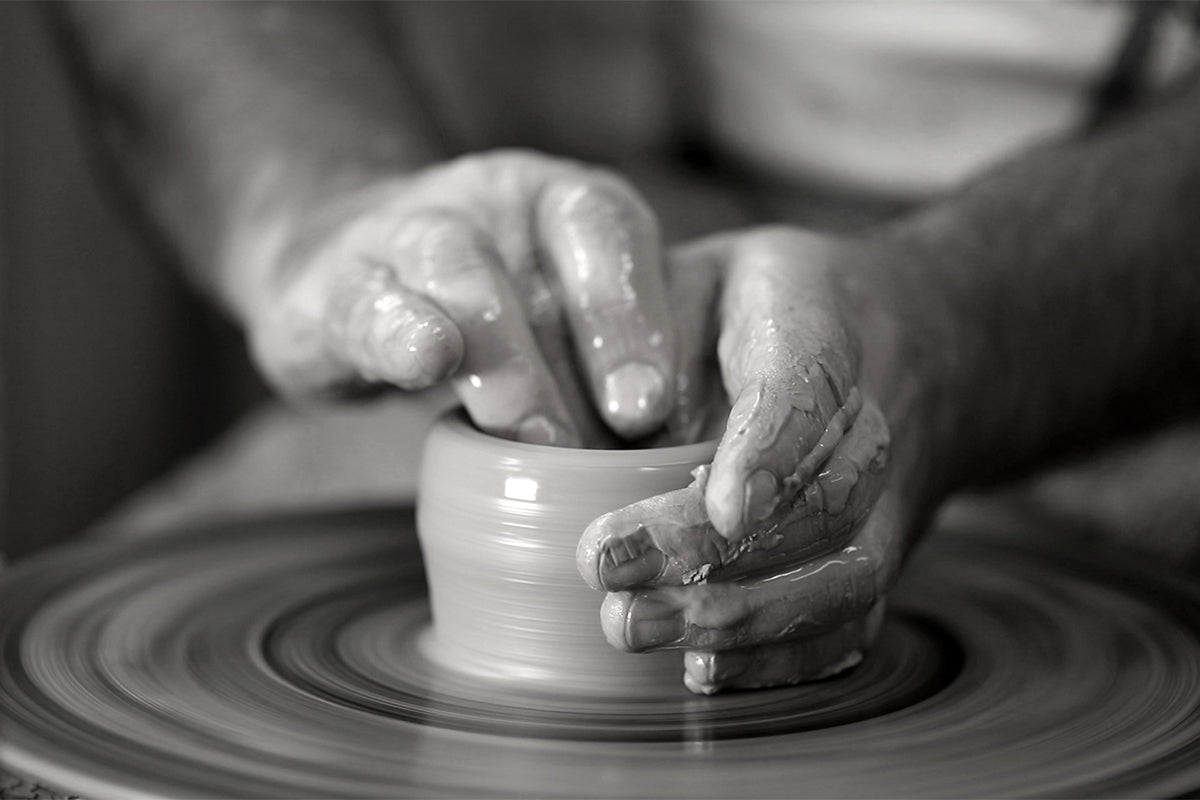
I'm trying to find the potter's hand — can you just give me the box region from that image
[249,150,674,445]
[579,227,934,694]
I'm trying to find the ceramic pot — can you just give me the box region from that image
[417,410,718,696]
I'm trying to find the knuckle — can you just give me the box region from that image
[465,147,560,171]
[541,170,651,228]
[581,168,645,207]
[509,269,562,330]
[743,224,824,254]
[389,209,495,278]
[492,147,575,174]
[442,149,573,192]
[454,268,509,316]
[439,151,507,182]
[734,226,796,263]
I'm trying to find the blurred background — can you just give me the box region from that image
[0,1,725,562]
[0,2,263,561]
[5,0,1198,567]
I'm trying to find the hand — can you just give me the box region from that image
[245,150,677,446]
[578,227,941,693]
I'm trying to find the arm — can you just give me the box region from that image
[870,77,1200,496]
[56,1,437,319]
[55,1,678,444]
[580,75,1200,693]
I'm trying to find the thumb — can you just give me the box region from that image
[701,232,863,540]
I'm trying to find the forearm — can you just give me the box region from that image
[867,79,1200,495]
[55,1,440,320]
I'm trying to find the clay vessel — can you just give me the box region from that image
[417,410,717,696]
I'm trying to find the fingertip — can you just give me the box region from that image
[601,361,671,438]
[382,316,464,389]
[577,513,613,592]
[683,651,718,694]
[683,649,749,695]
[743,469,781,527]
[704,462,746,541]
[704,389,765,540]
[536,171,676,441]
[337,269,465,391]
[513,414,580,447]
[683,671,720,696]
[537,170,653,236]
[600,592,637,652]
[602,591,687,653]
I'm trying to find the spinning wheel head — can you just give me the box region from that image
[4,506,1200,797]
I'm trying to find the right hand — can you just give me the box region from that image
[244,150,678,446]
[578,227,941,694]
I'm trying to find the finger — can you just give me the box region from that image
[695,235,863,540]
[662,243,725,444]
[682,601,886,695]
[598,493,899,653]
[577,483,726,592]
[325,264,465,390]
[389,210,581,445]
[537,171,675,439]
[506,266,615,448]
[578,401,889,591]
[249,256,464,400]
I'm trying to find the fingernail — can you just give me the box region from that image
[603,362,668,437]
[598,530,664,590]
[627,596,685,651]
[516,414,575,446]
[743,470,780,527]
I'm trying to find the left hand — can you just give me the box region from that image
[577,226,940,694]
[241,150,678,447]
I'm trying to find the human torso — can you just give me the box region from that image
[385,1,1200,199]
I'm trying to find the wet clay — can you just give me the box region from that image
[416,410,717,696]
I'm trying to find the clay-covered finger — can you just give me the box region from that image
[682,601,886,695]
[701,240,863,540]
[389,210,581,445]
[578,402,889,592]
[578,484,729,592]
[662,243,725,444]
[324,264,465,391]
[507,266,614,448]
[537,171,675,439]
[598,499,898,653]
[249,252,464,400]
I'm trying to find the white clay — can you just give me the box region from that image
[417,410,717,696]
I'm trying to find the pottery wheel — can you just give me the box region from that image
[4,507,1200,798]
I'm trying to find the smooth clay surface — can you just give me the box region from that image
[417,410,717,696]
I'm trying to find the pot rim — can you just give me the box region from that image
[430,408,719,468]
